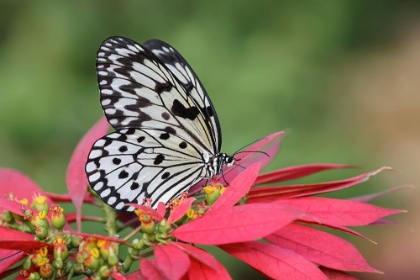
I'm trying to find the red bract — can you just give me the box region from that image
[66,116,109,231]
[0,122,405,279]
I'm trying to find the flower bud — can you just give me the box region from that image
[84,248,102,270]
[23,255,33,270]
[140,214,156,235]
[52,258,64,269]
[28,272,41,280]
[53,238,69,261]
[39,262,53,278]
[31,196,49,213]
[203,185,222,206]
[97,265,111,278]
[35,225,49,240]
[50,204,65,230]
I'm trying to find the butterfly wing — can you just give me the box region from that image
[96,36,220,154]
[86,128,206,211]
[143,39,222,151]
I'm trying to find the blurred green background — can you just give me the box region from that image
[1,1,420,279]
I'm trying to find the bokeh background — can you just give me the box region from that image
[1,1,419,279]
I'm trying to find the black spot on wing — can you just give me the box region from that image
[161,112,170,120]
[119,146,128,152]
[159,133,170,140]
[154,154,165,165]
[164,126,176,134]
[179,142,187,149]
[119,170,129,179]
[112,158,121,165]
[130,182,140,190]
[171,99,200,120]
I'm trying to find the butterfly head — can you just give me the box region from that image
[223,154,235,167]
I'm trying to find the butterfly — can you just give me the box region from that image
[85,37,235,211]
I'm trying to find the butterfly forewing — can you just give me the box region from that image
[143,39,222,151]
[96,37,218,154]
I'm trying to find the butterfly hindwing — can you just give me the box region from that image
[86,128,206,211]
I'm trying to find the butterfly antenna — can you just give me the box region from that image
[234,150,270,158]
[234,137,267,153]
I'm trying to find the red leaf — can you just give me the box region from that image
[188,257,232,280]
[0,169,51,201]
[140,259,165,279]
[167,197,195,224]
[43,192,95,204]
[320,267,360,280]
[255,163,354,185]
[275,197,403,226]
[125,204,163,222]
[157,202,167,217]
[0,198,29,216]
[66,117,109,231]
[170,242,221,270]
[220,241,328,280]
[0,251,25,274]
[351,185,413,203]
[172,203,302,245]
[125,270,145,280]
[112,272,128,280]
[300,223,375,243]
[155,245,190,280]
[211,163,260,211]
[265,223,379,272]
[224,132,283,181]
[248,167,392,203]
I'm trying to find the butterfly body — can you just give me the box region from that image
[86,37,234,211]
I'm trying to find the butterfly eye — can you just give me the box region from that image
[86,36,235,211]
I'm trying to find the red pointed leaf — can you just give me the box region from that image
[170,242,221,270]
[255,164,354,185]
[140,259,165,279]
[112,272,128,280]
[168,197,195,224]
[248,167,392,203]
[265,223,379,272]
[125,204,164,222]
[217,131,283,183]
[300,222,375,242]
[275,197,403,226]
[44,192,95,204]
[188,257,232,280]
[155,245,190,280]
[0,198,29,216]
[320,267,360,279]
[211,163,260,211]
[0,251,25,274]
[126,270,145,280]
[66,117,109,231]
[172,203,302,245]
[351,185,413,203]
[157,202,167,217]
[220,241,328,280]
[0,169,53,206]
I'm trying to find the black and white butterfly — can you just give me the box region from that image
[85,37,235,211]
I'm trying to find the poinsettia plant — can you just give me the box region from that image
[0,117,404,280]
